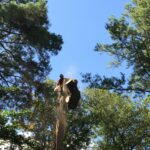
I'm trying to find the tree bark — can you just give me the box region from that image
[55,94,67,150]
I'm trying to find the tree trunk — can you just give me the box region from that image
[55,95,67,150]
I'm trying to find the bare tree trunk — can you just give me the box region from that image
[54,78,79,150]
[55,94,67,150]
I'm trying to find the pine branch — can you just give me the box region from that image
[0,40,25,45]
[91,86,150,93]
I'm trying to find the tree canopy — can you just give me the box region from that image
[0,0,150,150]
[84,89,150,150]
[0,0,63,149]
[83,0,150,94]
[82,0,150,149]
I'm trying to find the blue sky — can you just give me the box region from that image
[48,0,131,89]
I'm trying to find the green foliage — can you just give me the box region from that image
[0,111,42,150]
[0,80,57,149]
[0,0,63,149]
[94,0,150,92]
[0,0,62,51]
[0,0,63,109]
[85,89,150,150]
[82,1,150,149]
[63,101,93,150]
[82,73,129,93]
[23,80,57,150]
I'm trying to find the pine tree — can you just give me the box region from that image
[0,0,63,148]
[83,0,150,94]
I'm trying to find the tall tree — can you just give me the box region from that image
[0,0,63,108]
[0,0,63,148]
[84,89,150,150]
[83,0,150,94]
[82,1,150,149]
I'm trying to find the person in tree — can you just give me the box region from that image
[57,74,64,93]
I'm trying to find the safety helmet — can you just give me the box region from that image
[60,74,64,78]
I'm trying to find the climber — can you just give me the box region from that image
[54,74,81,109]
[56,74,64,93]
